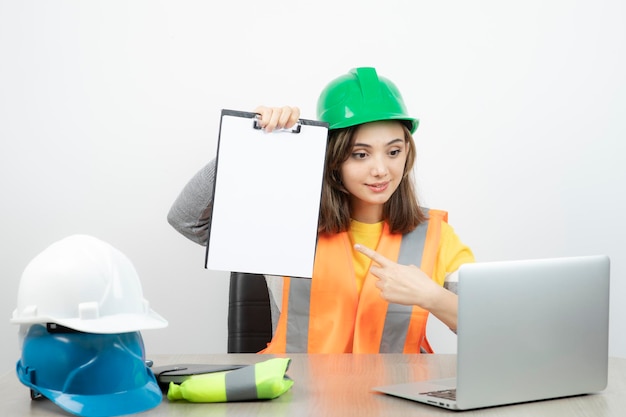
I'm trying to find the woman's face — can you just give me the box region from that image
[340,120,408,223]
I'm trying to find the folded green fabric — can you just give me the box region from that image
[167,357,293,403]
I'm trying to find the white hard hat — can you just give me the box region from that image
[11,234,168,333]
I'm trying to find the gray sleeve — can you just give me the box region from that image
[166,159,217,246]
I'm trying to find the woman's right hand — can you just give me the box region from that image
[253,106,301,133]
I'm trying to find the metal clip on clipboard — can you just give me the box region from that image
[252,116,302,133]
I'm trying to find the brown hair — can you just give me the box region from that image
[317,122,427,234]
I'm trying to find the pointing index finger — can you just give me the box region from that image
[354,244,389,266]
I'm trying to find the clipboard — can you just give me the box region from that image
[205,109,329,278]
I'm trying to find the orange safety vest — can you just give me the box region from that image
[261,209,448,354]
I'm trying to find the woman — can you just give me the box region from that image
[168,67,474,353]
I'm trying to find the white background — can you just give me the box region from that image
[1,0,625,373]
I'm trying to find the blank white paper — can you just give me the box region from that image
[205,110,328,278]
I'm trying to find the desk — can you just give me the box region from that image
[1,354,624,416]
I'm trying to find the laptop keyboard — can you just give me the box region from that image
[423,389,457,401]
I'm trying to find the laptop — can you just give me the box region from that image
[373,255,610,411]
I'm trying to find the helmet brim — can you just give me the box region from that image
[11,310,168,334]
[330,114,419,134]
[20,372,162,417]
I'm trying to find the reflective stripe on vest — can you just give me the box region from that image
[379,218,428,352]
[224,365,257,401]
[265,209,447,354]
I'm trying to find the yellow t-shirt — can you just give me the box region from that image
[433,221,475,286]
[348,219,383,294]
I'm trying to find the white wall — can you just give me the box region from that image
[1,0,624,372]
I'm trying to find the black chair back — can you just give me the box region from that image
[227,272,273,353]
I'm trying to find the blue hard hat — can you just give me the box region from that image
[16,324,162,417]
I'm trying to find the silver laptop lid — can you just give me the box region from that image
[455,255,610,410]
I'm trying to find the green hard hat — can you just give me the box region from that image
[316,67,419,133]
